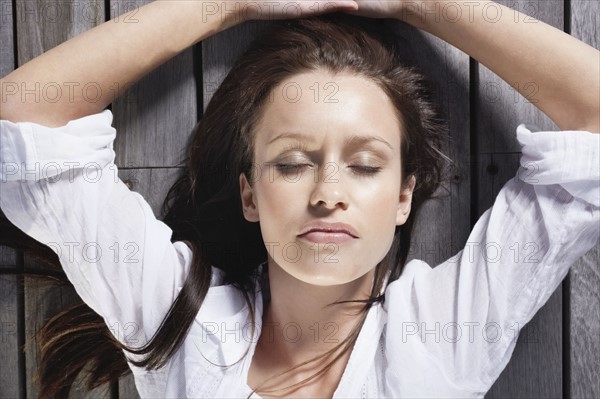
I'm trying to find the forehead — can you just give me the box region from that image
[254,70,402,151]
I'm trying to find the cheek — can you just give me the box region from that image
[253,178,305,235]
[255,178,300,211]
[366,188,400,239]
[355,179,401,259]
[355,175,400,213]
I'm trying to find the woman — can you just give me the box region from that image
[0,1,598,398]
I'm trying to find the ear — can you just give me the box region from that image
[396,175,416,226]
[239,172,259,222]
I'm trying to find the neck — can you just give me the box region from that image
[248,260,377,397]
[260,259,375,363]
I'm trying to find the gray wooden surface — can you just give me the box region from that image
[2,1,20,398]
[110,0,197,169]
[0,271,19,399]
[569,1,600,398]
[8,1,113,397]
[481,1,564,397]
[0,1,18,396]
[0,1,598,398]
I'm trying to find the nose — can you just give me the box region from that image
[309,161,349,211]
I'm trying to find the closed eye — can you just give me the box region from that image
[350,166,381,175]
[275,163,311,173]
[274,163,382,177]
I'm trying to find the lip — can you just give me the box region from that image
[298,221,359,240]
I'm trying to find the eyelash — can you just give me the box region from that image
[352,166,382,175]
[275,163,382,176]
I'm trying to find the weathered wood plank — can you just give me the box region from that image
[0,246,17,269]
[2,2,19,398]
[388,23,472,267]
[118,375,141,399]
[0,245,20,398]
[202,20,271,112]
[23,272,110,398]
[22,246,112,398]
[0,0,14,78]
[118,168,183,219]
[16,0,104,64]
[13,1,110,397]
[116,167,182,399]
[0,1,20,396]
[480,1,565,396]
[569,1,600,397]
[478,0,563,154]
[487,290,563,398]
[0,274,19,399]
[0,246,19,397]
[110,0,197,169]
[476,153,520,215]
[569,244,600,398]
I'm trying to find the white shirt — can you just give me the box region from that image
[0,111,598,398]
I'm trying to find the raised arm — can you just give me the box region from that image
[351,0,600,133]
[0,0,360,127]
[0,1,226,126]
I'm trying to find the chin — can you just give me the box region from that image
[285,263,370,287]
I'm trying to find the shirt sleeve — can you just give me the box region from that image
[0,110,193,348]
[384,125,600,396]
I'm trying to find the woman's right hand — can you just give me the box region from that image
[237,0,359,22]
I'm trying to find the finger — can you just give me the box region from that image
[308,1,359,15]
[337,1,359,10]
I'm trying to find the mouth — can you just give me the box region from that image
[297,221,359,244]
[297,230,357,244]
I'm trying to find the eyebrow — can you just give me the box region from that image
[267,132,394,151]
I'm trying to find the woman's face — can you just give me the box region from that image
[240,69,415,286]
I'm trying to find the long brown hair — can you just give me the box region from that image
[1,13,451,397]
